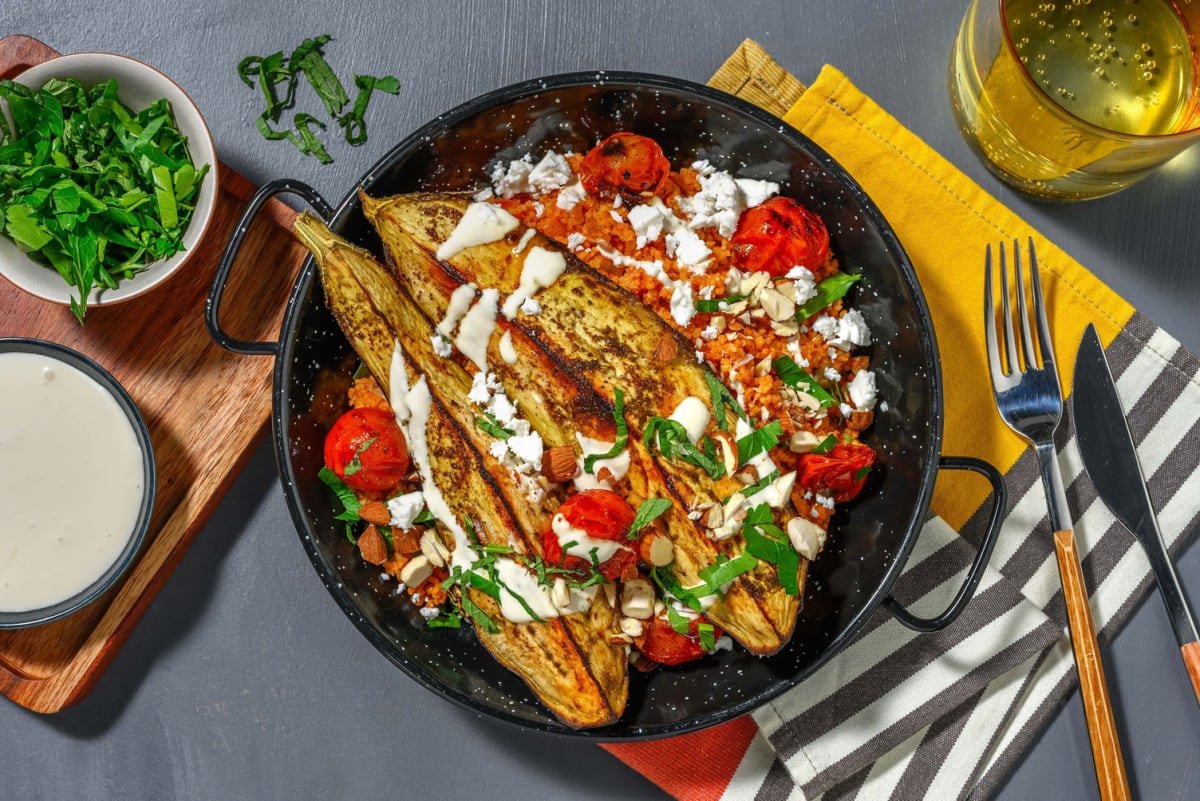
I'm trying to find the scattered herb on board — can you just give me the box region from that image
[238,35,399,163]
[0,77,209,323]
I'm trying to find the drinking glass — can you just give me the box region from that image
[950,0,1200,200]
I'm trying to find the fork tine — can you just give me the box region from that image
[1013,240,1038,371]
[1027,238,1056,367]
[984,243,1005,382]
[998,242,1022,376]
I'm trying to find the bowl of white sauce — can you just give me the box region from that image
[0,338,155,628]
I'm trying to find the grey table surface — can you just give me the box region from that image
[3,1,1199,799]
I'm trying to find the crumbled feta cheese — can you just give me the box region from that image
[667,228,712,273]
[489,392,519,427]
[431,334,452,358]
[527,151,572,193]
[698,284,715,300]
[815,493,836,509]
[520,297,542,316]
[387,491,426,529]
[490,154,534,198]
[678,165,779,238]
[880,400,890,413]
[507,432,544,471]
[419,607,440,620]
[848,369,877,411]
[556,181,588,211]
[489,440,508,461]
[839,402,853,417]
[823,367,841,382]
[813,310,871,351]
[700,324,720,341]
[566,231,586,251]
[468,372,492,405]
[669,282,696,327]
[735,178,779,208]
[627,203,665,249]
[785,266,818,305]
[532,201,544,217]
[838,309,872,348]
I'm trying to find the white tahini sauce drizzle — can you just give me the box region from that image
[454,287,500,370]
[501,245,567,319]
[438,283,478,336]
[498,330,518,365]
[388,341,412,423]
[552,513,629,564]
[435,202,519,261]
[668,396,711,445]
[0,352,145,612]
[573,433,631,492]
[493,557,595,622]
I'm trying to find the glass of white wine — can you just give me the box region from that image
[951,0,1200,200]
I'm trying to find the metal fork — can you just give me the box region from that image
[985,239,1131,801]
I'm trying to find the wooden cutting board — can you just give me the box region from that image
[0,35,307,713]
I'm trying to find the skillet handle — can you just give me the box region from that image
[206,178,334,356]
[883,455,1007,633]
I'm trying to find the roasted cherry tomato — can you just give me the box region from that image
[637,615,721,666]
[731,196,830,277]
[796,442,876,503]
[578,132,671,199]
[323,407,410,493]
[541,489,637,581]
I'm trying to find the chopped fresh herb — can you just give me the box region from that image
[795,273,861,321]
[702,372,748,430]
[318,466,361,521]
[459,591,500,634]
[650,567,706,614]
[237,35,400,162]
[736,419,782,467]
[0,77,210,322]
[584,388,628,473]
[378,525,394,551]
[412,508,436,526]
[812,434,838,455]
[342,435,377,477]
[643,417,725,480]
[698,622,716,652]
[855,465,873,481]
[339,74,401,145]
[772,355,837,408]
[694,292,747,313]
[698,553,758,594]
[475,415,514,440]
[352,361,370,379]
[627,498,672,539]
[425,612,462,629]
[741,503,801,596]
[742,468,781,499]
[665,602,692,637]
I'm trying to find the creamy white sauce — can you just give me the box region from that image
[438,283,478,337]
[388,341,411,423]
[668,396,711,445]
[498,330,518,365]
[494,557,594,622]
[552,512,629,563]
[501,246,567,319]
[404,376,470,552]
[454,288,500,370]
[0,352,145,612]
[572,433,631,491]
[435,202,520,261]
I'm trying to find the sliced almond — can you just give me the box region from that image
[358,500,391,526]
[542,445,579,483]
[419,529,449,567]
[758,285,796,322]
[787,517,827,560]
[703,503,724,529]
[399,554,433,587]
[711,430,738,476]
[357,525,388,566]
[620,578,655,619]
[644,533,674,567]
[619,617,645,638]
[788,430,822,454]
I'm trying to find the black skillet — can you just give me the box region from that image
[207,71,1005,740]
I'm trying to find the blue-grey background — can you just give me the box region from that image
[2,2,1198,799]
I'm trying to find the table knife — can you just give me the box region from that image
[1072,323,1200,705]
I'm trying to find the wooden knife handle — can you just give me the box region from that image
[1183,641,1200,706]
[1053,529,1131,801]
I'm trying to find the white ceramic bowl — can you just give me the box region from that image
[0,52,218,309]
